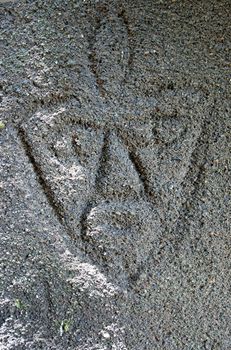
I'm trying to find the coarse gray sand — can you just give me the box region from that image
[0,1,230,349]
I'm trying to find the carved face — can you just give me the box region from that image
[21,99,203,280]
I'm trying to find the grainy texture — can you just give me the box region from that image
[0,0,230,349]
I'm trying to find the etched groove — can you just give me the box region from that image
[128,151,157,202]
[43,280,54,317]
[87,5,109,96]
[79,203,93,239]
[18,127,76,241]
[79,129,110,238]
[94,129,111,191]
[118,6,134,81]
[117,130,157,203]
[32,93,81,109]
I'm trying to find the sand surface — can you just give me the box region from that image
[0,1,230,349]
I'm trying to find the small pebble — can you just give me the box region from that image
[101,330,110,339]
[0,121,5,130]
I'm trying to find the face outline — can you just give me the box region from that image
[21,95,204,282]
